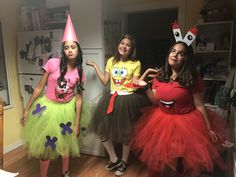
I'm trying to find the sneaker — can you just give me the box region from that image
[105,159,121,171]
[115,160,127,176]
[61,170,72,177]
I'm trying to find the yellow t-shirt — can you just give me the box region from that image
[105,57,141,93]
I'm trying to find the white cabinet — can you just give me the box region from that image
[69,0,122,109]
[69,0,121,157]
[70,0,121,49]
[194,21,234,104]
[82,49,104,102]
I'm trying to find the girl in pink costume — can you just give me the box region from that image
[132,41,233,177]
[20,15,85,177]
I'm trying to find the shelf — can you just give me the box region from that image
[204,103,219,111]
[197,21,233,26]
[204,103,219,108]
[195,50,230,54]
[203,77,226,81]
[44,20,66,25]
[44,6,69,29]
[194,20,233,106]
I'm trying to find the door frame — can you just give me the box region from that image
[121,0,186,33]
[0,18,12,109]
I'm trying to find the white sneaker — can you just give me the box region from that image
[115,160,127,176]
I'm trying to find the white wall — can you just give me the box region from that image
[69,0,121,156]
[70,0,103,48]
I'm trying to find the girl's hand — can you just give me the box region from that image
[147,68,158,73]
[140,67,161,81]
[86,60,95,67]
[133,80,147,87]
[221,140,234,148]
[209,130,218,142]
[137,80,147,87]
[20,111,29,126]
[147,67,162,78]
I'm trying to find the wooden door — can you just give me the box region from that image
[0,97,3,168]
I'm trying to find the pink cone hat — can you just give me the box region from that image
[62,14,79,43]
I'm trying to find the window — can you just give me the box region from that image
[0,21,12,108]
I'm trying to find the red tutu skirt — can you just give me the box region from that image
[132,107,229,177]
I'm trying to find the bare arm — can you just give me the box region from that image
[20,71,49,126]
[135,77,157,105]
[139,68,158,81]
[75,88,83,136]
[132,75,139,83]
[193,92,217,142]
[86,60,110,86]
[146,89,157,105]
[137,68,159,105]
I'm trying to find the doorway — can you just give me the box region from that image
[126,8,178,72]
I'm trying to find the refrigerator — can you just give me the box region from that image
[17,30,106,157]
[17,29,63,107]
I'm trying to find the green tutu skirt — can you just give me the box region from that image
[22,95,90,160]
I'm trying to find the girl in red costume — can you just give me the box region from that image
[132,40,233,177]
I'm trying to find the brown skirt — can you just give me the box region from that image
[88,91,151,144]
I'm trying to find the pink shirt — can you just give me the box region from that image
[43,58,84,103]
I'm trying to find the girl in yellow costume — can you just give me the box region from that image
[86,34,150,176]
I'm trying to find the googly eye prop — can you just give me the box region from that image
[172,21,198,46]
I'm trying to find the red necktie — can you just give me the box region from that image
[106,91,118,114]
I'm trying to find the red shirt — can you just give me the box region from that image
[152,77,204,114]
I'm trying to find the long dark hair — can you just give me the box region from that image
[57,41,84,94]
[158,41,197,86]
[113,34,137,63]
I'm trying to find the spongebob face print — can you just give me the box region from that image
[106,58,141,92]
[111,67,128,87]
[56,80,71,99]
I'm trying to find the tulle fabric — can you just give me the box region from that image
[132,107,228,177]
[88,91,151,144]
[207,109,231,146]
[22,95,89,160]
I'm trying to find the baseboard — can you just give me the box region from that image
[80,148,106,157]
[4,139,24,154]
